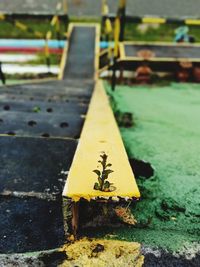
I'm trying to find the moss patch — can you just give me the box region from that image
[104,82,200,252]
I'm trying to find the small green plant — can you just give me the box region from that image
[93,152,116,192]
[33,106,41,113]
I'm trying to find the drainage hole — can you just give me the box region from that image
[3,105,10,111]
[28,120,37,127]
[47,108,53,113]
[60,122,68,128]
[74,134,80,139]
[41,133,50,138]
[129,158,154,179]
[0,118,3,124]
[30,97,34,101]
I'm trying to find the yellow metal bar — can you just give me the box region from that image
[51,15,58,26]
[120,57,200,62]
[142,17,166,24]
[63,0,68,14]
[46,30,52,40]
[44,40,50,58]
[102,0,109,15]
[94,24,101,80]
[119,42,126,59]
[0,13,5,20]
[34,31,43,38]
[185,19,200,25]
[122,40,200,47]
[114,17,120,57]
[58,23,73,80]
[63,80,140,202]
[119,0,126,9]
[15,21,28,31]
[119,42,200,62]
[105,18,112,34]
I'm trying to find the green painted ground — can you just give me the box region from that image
[105,82,200,253]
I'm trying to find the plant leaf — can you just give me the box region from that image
[104,169,114,175]
[106,163,112,168]
[94,182,100,190]
[93,169,101,176]
[104,181,111,188]
[98,177,103,187]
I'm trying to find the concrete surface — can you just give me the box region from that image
[0,0,200,18]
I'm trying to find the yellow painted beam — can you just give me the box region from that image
[142,17,166,24]
[185,19,200,25]
[62,80,140,202]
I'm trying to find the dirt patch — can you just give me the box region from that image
[59,239,144,267]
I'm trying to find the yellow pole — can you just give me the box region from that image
[119,0,126,9]
[114,17,120,57]
[102,0,109,15]
[63,0,68,14]
[105,18,112,34]
[0,13,5,20]
[118,0,126,41]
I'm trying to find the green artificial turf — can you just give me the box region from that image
[104,82,200,252]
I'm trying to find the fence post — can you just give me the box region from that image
[112,16,120,91]
[118,0,126,41]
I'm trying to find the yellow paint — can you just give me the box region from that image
[51,15,58,26]
[102,0,109,15]
[63,0,68,14]
[62,80,140,201]
[94,24,101,80]
[105,18,112,34]
[185,19,200,25]
[99,48,109,57]
[58,23,72,80]
[142,17,166,24]
[15,21,27,31]
[46,30,52,40]
[119,0,126,9]
[44,41,50,57]
[120,57,200,63]
[34,31,43,38]
[114,17,120,57]
[119,42,200,62]
[119,42,126,59]
[123,41,200,46]
[98,64,110,74]
[0,13,5,20]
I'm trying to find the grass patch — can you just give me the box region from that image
[124,22,200,42]
[0,19,67,39]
